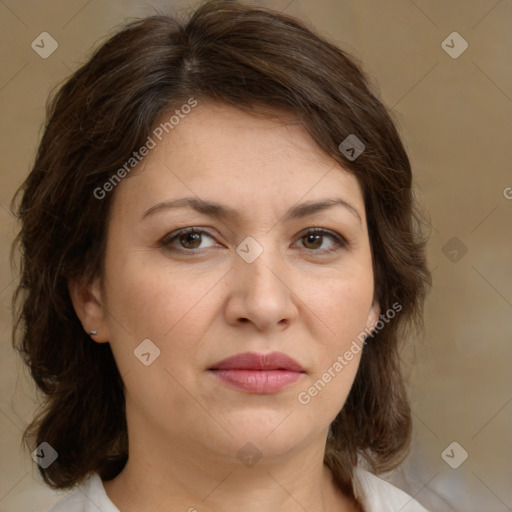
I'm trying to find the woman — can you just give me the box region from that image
[11,1,431,511]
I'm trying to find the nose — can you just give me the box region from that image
[224,242,299,332]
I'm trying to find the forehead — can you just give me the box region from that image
[111,101,365,222]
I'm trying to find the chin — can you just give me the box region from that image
[200,417,320,463]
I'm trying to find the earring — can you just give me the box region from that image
[89,329,98,336]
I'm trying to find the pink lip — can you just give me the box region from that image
[209,351,305,394]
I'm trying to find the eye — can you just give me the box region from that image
[294,228,347,253]
[161,227,220,252]
[160,227,347,255]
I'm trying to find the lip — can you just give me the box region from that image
[210,351,304,372]
[208,351,305,394]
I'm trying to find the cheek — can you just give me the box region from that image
[101,253,222,412]
[103,251,223,359]
[297,278,371,418]
[298,274,373,408]
[307,271,375,345]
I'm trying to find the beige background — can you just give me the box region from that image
[1,1,511,511]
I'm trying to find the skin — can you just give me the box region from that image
[69,101,380,512]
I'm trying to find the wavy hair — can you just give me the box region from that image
[11,0,431,507]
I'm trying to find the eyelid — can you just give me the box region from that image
[295,227,347,245]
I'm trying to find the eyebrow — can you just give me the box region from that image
[140,196,362,225]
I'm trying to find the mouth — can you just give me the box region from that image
[208,351,305,394]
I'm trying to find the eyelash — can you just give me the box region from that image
[160,227,347,255]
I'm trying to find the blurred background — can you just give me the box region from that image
[0,1,511,511]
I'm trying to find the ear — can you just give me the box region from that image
[365,298,380,335]
[68,275,110,343]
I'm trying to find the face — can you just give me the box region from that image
[72,101,379,466]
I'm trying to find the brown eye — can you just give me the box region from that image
[295,229,346,253]
[302,233,323,249]
[179,231,202,249]
[161,228,218,252]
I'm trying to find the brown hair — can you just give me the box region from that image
[11,0,430,506]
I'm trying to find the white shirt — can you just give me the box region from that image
[45,468,429,512]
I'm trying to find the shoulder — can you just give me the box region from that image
[353,467,430,512]
[44,473,120,512]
